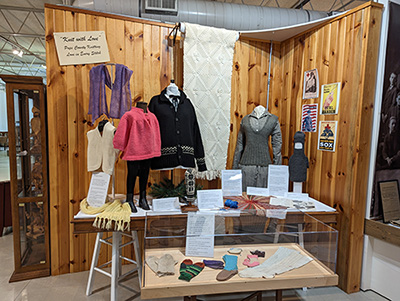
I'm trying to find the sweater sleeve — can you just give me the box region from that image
[232,119,244,169]
[113,114,130,151]
[271,118,283,165]
[191,103,207,172]
[148,96,156,114]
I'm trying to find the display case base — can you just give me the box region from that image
[9,268,50,283]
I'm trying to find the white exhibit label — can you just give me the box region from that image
[87,172,110,207]
[185,212,215,258]
[221,170,242,196]
[197,189,223,209]
[270,197,293,208]
[266,209,287,219]
[268,165,289,197]
[54,31,110,66]
[152,197,180,212]
[287,192,309,202]
[247,186,270,196]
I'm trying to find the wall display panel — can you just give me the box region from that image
[45,2,382,293]
[371,2,400,219]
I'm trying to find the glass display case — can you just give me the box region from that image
[1,75,49,282]
[141,210,338,299]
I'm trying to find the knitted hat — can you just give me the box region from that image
[294,131,305,146]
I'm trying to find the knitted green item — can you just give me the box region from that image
[178,261,205,282]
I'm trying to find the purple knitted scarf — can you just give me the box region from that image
[88,64,133,121]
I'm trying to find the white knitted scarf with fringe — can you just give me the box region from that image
[183,22,238,180]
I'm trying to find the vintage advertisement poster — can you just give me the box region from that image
[303,69,319,99]
[301,104,318,132]
[320,82,341,114]
[317,121,338,152]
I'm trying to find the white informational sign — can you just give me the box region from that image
[87,172,110,207]
[270,197,294,208]
[287,192,309,202]
[268,165,289,197]
[221,170,242,196]
[54,31,110,66]
[152,197,180,212]
[266,209,287,219]
[197,189,223,210]
[247,186,270,196]
[185,212,215,258]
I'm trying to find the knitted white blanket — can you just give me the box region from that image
[183,23,238,180]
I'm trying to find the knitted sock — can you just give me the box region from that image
[203,260,224,269]
[178,262,205,282]
[250,250,265,258]
[223,254,238,270]
[243,254,260,267]
[216,255,238,281]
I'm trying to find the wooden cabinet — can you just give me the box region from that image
[0,75,50,282]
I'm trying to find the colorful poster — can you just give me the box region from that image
[318,121,338,152]
[303,69,319,99]
[301,104,318,132]
[320,82,341,114]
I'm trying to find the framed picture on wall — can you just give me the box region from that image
[378,180,400,223]
[303,69,319,99]
[320,82,341,115]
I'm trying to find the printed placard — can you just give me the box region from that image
[303,69,319,99]
[266,209,287,219]
[318,121,338,152]
[152,197,180,212]
[247,187,270,197]
[185,212,215,258]
[54,31,110,66]
[301,104,318,132]
[197,189,224,209]
[87,172,110,207]
[221,170,242,196]
[320,82,341,114]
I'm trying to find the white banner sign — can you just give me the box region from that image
[54,31,110,66]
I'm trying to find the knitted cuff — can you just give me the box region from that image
[196,157,207,171]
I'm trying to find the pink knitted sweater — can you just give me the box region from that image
[113,107,161,161]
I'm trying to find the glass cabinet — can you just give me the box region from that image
[1,75,50,282]
[141,210,338,299]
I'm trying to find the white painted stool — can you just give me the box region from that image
[86,231,142,301]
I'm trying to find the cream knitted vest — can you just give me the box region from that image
[87,122,118,175]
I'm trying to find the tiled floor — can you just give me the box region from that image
[0,232,389,301]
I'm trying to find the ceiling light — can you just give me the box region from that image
[41,65,46,69]
[12,49,19,55]
[18,50,23,57]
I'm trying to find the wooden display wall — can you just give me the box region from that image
[45,2,382,293]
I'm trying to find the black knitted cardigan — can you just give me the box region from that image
[148,88,207,171]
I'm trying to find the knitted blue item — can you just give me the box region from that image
[222,254,238,271]
[224,199,238,208]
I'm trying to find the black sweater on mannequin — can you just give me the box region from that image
[148,88,207,171]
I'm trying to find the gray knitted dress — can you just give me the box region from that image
[233,110,282,191]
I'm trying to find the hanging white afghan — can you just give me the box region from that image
[183,22,238,180]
